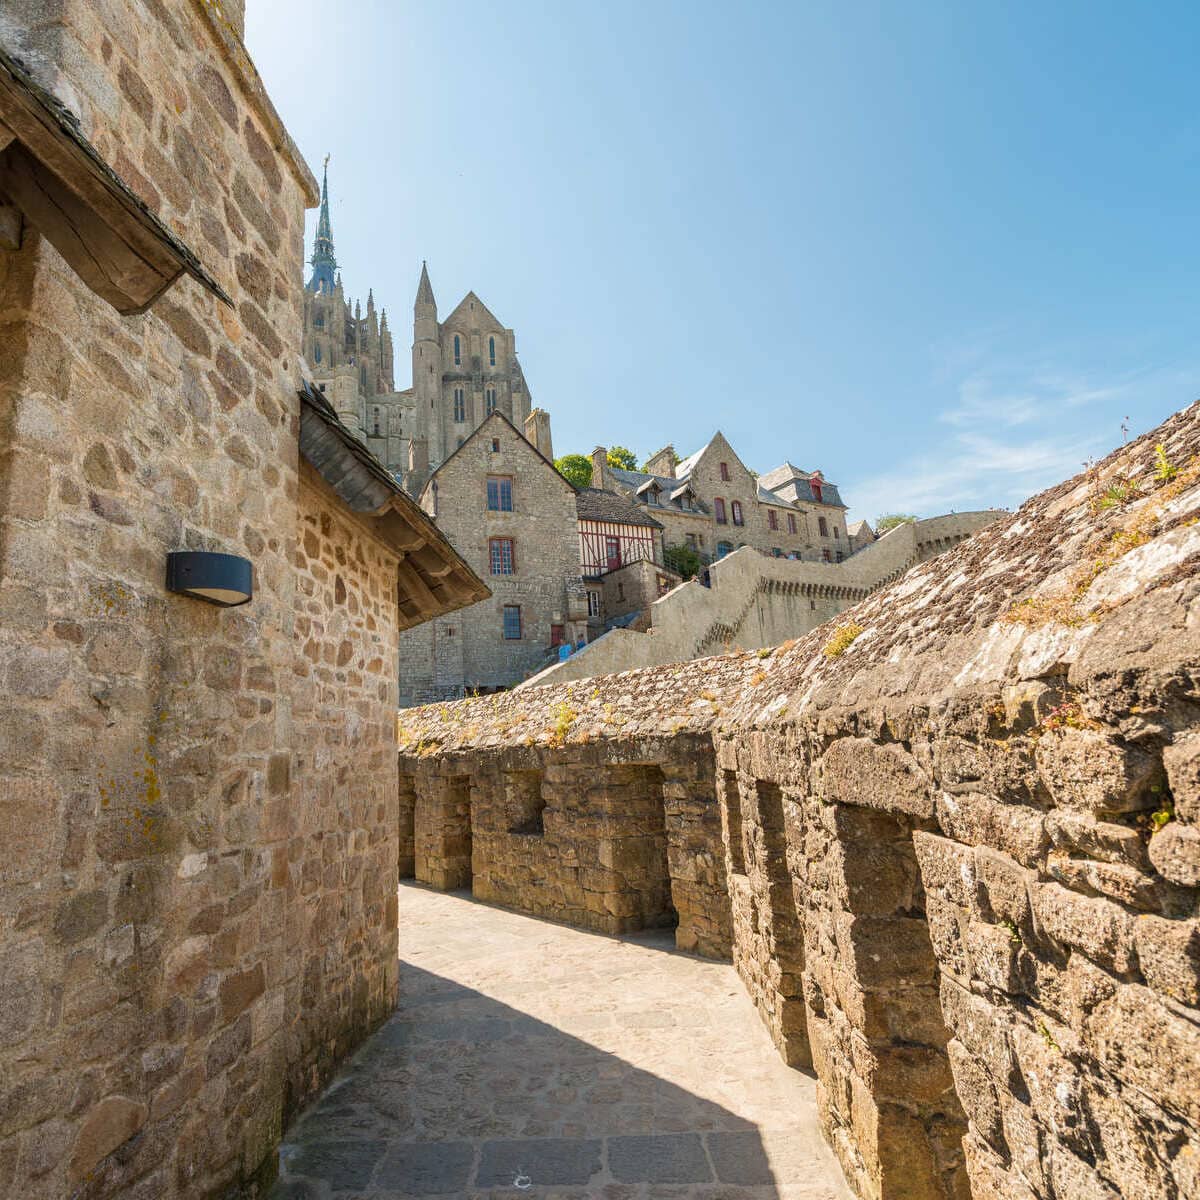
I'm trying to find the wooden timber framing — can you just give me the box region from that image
[298,383,490,629]
[0,46,231,314]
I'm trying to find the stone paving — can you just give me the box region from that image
[273,884,852,1199]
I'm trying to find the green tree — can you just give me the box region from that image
[876,513,918,532]
[607,446,638,470]
[663,543,703,580]
[554,454,593,488]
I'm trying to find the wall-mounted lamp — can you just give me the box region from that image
[166,551,253,607]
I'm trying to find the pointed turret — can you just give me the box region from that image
[306,156,338,294]
[415,260,435,312]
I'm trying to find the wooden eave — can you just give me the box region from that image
[0,47,231,314]
[298,383,490,631]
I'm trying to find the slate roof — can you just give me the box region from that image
[576,488,663,529]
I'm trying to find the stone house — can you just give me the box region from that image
[397,411,588,705]
[598,432,852,563]
[0,9,483,1199]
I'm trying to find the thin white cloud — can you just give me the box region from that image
[847,354,1196,523]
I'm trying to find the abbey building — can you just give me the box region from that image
[302,167,531,494]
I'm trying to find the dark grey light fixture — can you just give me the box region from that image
[166,551,253,607]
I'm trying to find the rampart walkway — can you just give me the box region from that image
[273,884,851,1198]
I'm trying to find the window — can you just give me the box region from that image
[605,536,621,570]
[617,582,625,600]
[811,478,823,503]
[372,407,381,437]
[647,488,659,505]
[490,538,515,575]
[768,509,778,531]
[716,541,733,558]
[836,550,844,562]
[822,548,831,562]
[486,388,497,414]
[787,513,797,535]
[714,497,727,525]
[772,548,783,557]
[314,342,321,363]
[313,312,324,329]
[731,501,744,526]
[834,526,840,539]
[453,334,461,365]
[503,605,522,639]
[491,438,500,452]
[587,590,601,617]
[818,516,829,537]
[720,461,730,482]
[453,388,465,422]
[487,476,513,511]
[686,533,698,550]
[361,365,368,390]
[489,336,496,366]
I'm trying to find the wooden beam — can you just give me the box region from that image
[396,558,440,617]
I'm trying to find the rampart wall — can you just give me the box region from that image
[398,404,1200,1200]
[522,512,1001,687]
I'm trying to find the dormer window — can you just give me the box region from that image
[811,478,823,504]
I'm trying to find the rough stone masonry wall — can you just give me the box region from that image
[0,3,401,1198]
[398,400,1200,1200]
[289,465,402,1116]
[400,733,731,958]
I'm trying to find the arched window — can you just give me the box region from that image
[314,342,321,363]
[488,336,496,366]
[486,388,496,414]
[453,334,461,365]
[453,387,465,422]
[313,311,324,329]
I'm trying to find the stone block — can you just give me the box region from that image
[1164,733,1200,822]
[68,1095,147,1182]
[818,738,933,817]
[1147,821,1200,886]
[1032,882,1136,976]
[1035,729,1160,814]
[1134,914,1200,1006]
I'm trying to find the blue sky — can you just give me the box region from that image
[246,1,1198,523]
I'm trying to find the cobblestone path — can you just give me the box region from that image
[273,884,851,1199]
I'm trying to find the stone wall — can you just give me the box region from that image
[0,4,416,1197]
[397,400,1200,1200]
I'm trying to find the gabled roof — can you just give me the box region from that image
[297,383,490,629]
[576,488,663,529]
[423,410,575,498]
[441,290,506,331]
[608,466,710,515]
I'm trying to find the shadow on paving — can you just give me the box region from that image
[272,962,782,1199]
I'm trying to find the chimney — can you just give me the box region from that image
[524,408,553,460]
[591,446,608,489]
[644,444,676,479]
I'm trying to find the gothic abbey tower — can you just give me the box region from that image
[302,166,533,493]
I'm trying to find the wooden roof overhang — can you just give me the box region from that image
[298,383,490,630]
[0,47,231,314]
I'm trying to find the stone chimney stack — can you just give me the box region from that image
[524,408,553,461]
[590,446,608,489]
[644,444,676,479]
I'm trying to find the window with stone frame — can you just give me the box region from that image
[486,388,497,414]
[372,407,381,437]
[720,461,730,481]
[731,500,744,527]
[453,334,461,365]
[453,387,465,422]
[811,478,823,503]
[587,589,601,617]
[818,515,829,537]
[768,509,778,531]
[787,512,797,534]
[822,548,831,562]
[490,538,515,575]
[489,336,496,366]
[486,475,513,512]
[714,497,727,525]
[502,604,522,639]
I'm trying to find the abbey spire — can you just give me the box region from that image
[306,155,338,294]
